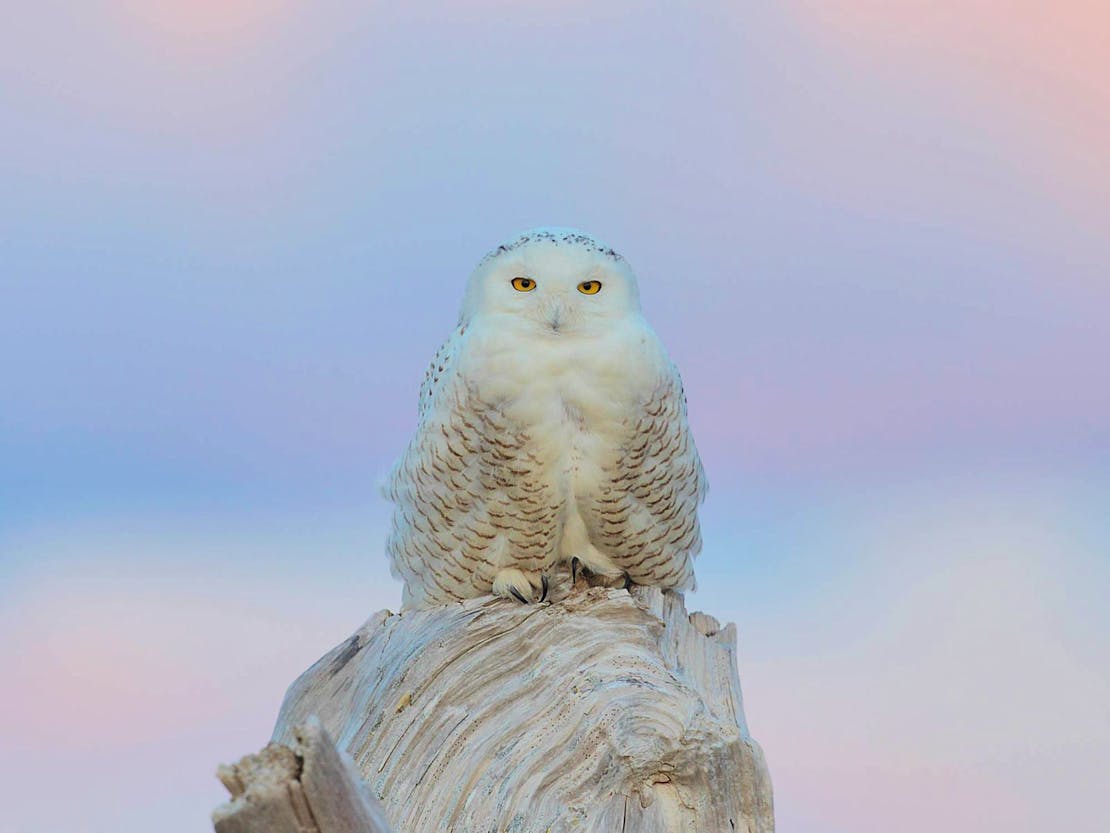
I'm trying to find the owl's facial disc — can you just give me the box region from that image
[459,232,642,329]
[504,271,621,335]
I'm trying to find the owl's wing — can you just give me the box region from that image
[385,324,558,607]
[385,325,469,605]
[586,359,708,590]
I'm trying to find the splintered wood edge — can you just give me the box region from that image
[212,717,392,833]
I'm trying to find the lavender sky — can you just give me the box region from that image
[1,3,1108,832]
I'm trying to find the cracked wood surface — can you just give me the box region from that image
[268,583,774,833]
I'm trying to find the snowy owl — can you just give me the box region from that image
[385,228,707,608]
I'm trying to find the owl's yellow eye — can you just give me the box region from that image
[577,280,602,295]
[511,276,536,292]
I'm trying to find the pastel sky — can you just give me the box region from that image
[1,3,1107,832]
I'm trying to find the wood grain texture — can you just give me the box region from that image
[213,717,393,833]
[271,584,773,832]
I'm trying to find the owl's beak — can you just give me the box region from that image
[546,298,569,333]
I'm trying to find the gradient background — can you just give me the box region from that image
[2,3,1108,831]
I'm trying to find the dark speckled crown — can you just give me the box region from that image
[479,227,624,268]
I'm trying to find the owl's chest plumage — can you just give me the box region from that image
[461,320,657,502]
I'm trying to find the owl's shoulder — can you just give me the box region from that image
[418,322,472,419]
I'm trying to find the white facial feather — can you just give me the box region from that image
[459,226,641,328]
[386,228,707,608]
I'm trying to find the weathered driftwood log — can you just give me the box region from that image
[267,583,773,833]
[213,717,393,833]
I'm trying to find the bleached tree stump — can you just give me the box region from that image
[258,583,773,833]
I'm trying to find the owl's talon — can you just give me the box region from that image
[539,574,549,603]
[493,567,539,604]
[571,557,581,585]
[510,588,530,604]
[623,572,633,591]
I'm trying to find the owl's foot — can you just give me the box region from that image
[492,568,549,604]
[568,556,627,591]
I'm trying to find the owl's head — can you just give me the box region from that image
[459,228,642,333]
